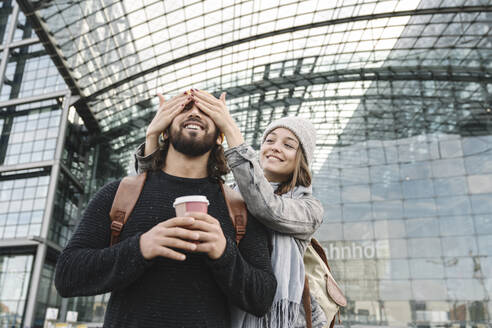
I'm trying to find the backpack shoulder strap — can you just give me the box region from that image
[302,275,313,328]
[310,237,331,271]
[109,172,147,246]
[219,181,247,244]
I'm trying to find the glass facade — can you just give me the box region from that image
[33,261,61,327]
[1,43,66,101]
[314,133,492,326]
[0,174,48,239]
[0,0,491,327]
[1,103,61,165]
[0,254,33,328]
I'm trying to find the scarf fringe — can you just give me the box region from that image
[242,299,300,328]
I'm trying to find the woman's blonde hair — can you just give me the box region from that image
[274,146,312,195]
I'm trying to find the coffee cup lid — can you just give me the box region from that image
[173,195,209,207]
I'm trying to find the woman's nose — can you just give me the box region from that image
[270,143,281,153]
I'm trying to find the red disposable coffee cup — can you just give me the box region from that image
[173,195,209,217]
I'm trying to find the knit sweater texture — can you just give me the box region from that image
[55,170,276,328]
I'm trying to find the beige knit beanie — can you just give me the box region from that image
[262,116,316,166]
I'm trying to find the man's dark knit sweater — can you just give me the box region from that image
[55,170,276,327]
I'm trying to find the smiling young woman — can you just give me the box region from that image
[260,127,312,195]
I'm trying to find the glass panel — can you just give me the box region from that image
[49,171,82,247]
[343,202,372,221]
[343,222,374,240]
[0,0,13,44]
[434,177,468,196]
[1,44,67,101]
[442,236,478,257]
[0,254,33,328]
[34,261,62,326]
[1,104,61,166]
[474,215,492,235]
[12,11,34,41]
[412,280,448,300]
[403,198,437,218]
[371,182,402,201]
[436,196,472,216]
[409,259,445,279]
[377,259,410,279]
[0,176,49,238]
[408,238,442,258]
[406,218,439,238]
[374,220,406,239]
[402,179,434,199]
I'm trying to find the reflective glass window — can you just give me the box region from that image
[2,106,61,166]
[0,254,33,328]
[1,44,66,101]
[406,217,439,238]
[0,1,13,44]
[12,11,33,41]
[34,261,61,326]
[442,236,478,257]
[0,175,49,238]
[412,280,448,301]
[408,238,442,258]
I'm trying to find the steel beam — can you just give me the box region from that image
[23,91,71,328]
[0,160,53,173]
[0,2,18,96]
[0,89,67,108]
[0,36,38,51]
[16,0,101,134]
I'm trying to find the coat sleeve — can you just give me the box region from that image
[206,213,277,317]
[134,142,156,174]
[224,143,324,240]
[55,181,152,297]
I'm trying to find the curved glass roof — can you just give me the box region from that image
[24,0,492,171]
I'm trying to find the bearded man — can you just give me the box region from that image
[55,92,276,328]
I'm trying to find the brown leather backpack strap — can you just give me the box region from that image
[109,172,147,246]
[329,314,336,328]
[310,237,331,272]
[302,275,312,328]
[219,182,247,244]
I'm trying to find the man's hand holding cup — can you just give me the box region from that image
[174,195,226,260]
[185,211,227,260]
[139,195,226,261]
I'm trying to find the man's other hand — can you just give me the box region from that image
[139,217,200,261]
[186,212,227,260]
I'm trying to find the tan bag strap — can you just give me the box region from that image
[219,182,247,244]
[109,172,147,246]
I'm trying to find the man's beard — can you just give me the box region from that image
[169,124,217,157]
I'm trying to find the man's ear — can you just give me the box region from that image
[160,130,169,141]
[216,132,224,145]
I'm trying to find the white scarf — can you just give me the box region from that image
[230,185,308,328]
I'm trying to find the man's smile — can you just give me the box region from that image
[184,123,203,131]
